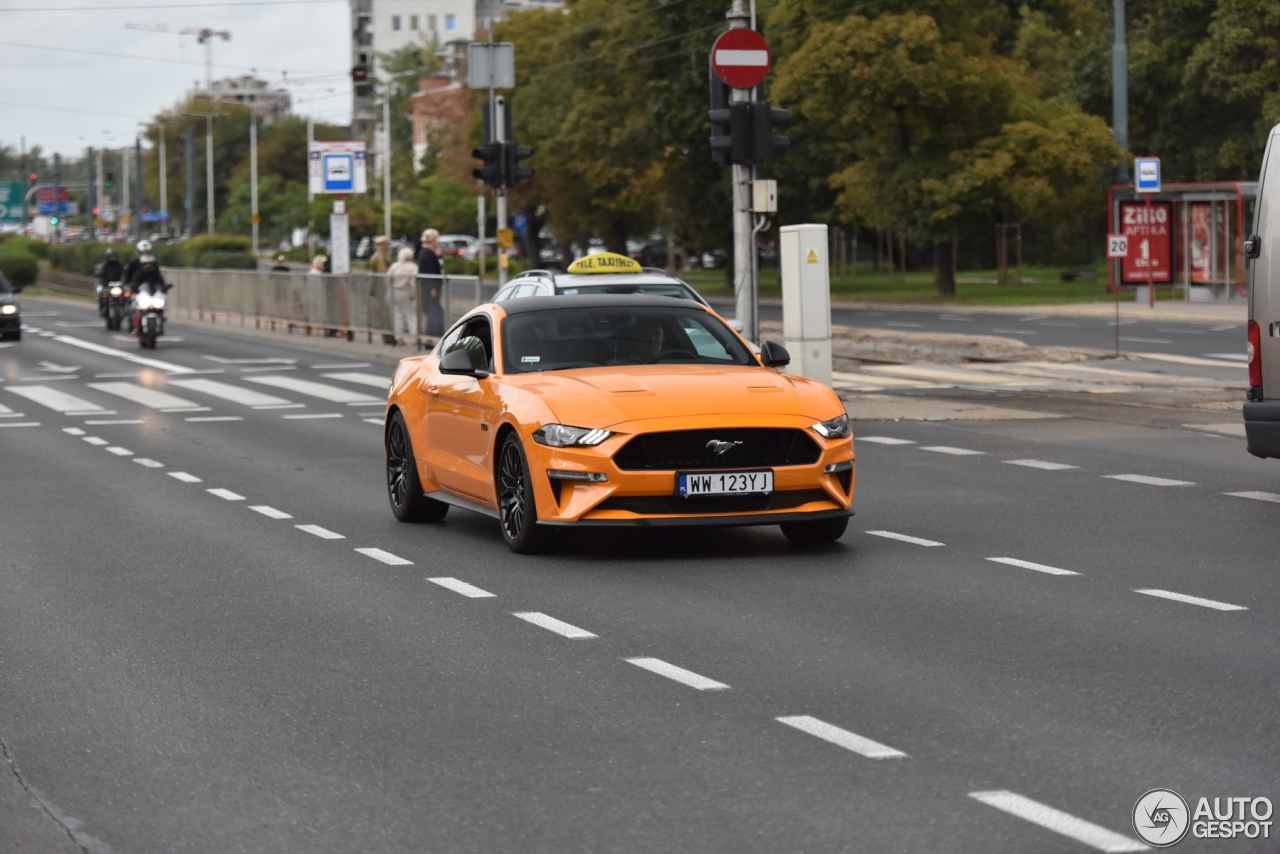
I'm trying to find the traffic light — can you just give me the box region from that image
[503,142,534,188]
[708,101,790,166]
[28,173,36,183]
[106,172,115,188]
[472,142,503,188]
[750,103,791,165]
[50,216,59,225]
[93,208,101,215]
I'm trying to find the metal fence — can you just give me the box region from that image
[166,269,492,347]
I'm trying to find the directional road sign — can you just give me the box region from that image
[712,28,771,90]
[0,182,21,222]
[512,213,528,234]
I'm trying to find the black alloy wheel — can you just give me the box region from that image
[497,433,551,554]
[779,515,849,545]
[386,411,448,523]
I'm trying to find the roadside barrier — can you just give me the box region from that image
[166,269,488,348]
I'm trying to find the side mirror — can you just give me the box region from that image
[760,339,790,368]
[439,347,489,379]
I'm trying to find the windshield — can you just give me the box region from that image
[502,306,755,373]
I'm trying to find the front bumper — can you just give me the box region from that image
[1244,400,1280,459]
[0,314,19,332]
[527,415,855,525]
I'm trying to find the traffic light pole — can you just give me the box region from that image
[727,1,755,342]
[493,93,508,287]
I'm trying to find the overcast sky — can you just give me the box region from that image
[0,0,353,159]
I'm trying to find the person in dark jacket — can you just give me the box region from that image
[417,228,443,335]
[122,239,151,286]
[128,252,168,294]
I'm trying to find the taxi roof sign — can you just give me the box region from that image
[566,252,642,274]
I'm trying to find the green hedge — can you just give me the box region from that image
[0,235,49,258]
[45,235,252,273]
[0,249,38,289]
[182,234,250,257]
[196,251,257,269]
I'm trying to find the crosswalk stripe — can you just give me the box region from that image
[245,375,381,404]
[7,385,106,413]
[168,378,293,407]
[87,382,204,410]
[321,372,391,389]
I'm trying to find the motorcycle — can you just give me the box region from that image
[133,288,167,349]
[103,282,130,331]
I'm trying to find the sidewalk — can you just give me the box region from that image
[707,296,1247,324]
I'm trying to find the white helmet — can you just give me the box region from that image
[136,239,152,253]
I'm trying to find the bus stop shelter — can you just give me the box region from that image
[1108,181,1257,302]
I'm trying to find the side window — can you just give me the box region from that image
[434,322,465,358]
[444,317,493,372]
[512,284,538,298]
[493,286,514,301]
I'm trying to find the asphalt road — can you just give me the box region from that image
[1,296,1277,853]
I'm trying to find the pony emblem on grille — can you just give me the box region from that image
[705,439,743,456]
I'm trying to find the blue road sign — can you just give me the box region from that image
[512,213,529,234]
[1135,157,1161,193]
[323,154,355,192]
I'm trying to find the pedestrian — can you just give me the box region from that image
[271,253,291,273]
[417,228,444,335]
[368,236,392,273]
[386,247,419,345]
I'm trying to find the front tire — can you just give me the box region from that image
[780,515,849,545]
[385,411,448,522]
[497,433,551,554]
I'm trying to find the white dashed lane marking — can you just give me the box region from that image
[82,436,109,446]
[244,375,380,404]
[355,547,411,566]
[86,382,205,411]
[250,505,292,519]
[363,418,383,425]
[987,557,1079,576]
[186,416,244,422]
[168,471,203,483]
[513,612,597,639]
[283,413,343,420]
[969,791,1147,852]
[207,488,245,501]
[62,427,85,435]
[921,446,984,456]
[7,385,106,414]
[168,378,295,408]
[321,372,391,388]
[857,436,916,445]
[1004,459,1078,471]
[1135,589,1247,611]
[865,530,945,547]
[624,658,729,691]
[1105,474,1195,487]
[0,422,40,427]
[427,577,495,598]
[85,419,143,425]
[776,715,907,759]
[296,524,344,539]
[1225,491,1280,503]
[132,458,164,468]
[105,446,133,456]
[1120,336,1171,344]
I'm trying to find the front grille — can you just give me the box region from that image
[612,428,821,471]
[595,489,829,515]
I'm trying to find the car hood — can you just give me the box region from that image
[502,364,839,428]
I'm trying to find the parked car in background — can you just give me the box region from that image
[438,235,480,261]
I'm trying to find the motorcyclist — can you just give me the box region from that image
[128,252,168,295]
[123,239,152,286]
[96,248,124,317]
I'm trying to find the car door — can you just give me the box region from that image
[424,315,501,503]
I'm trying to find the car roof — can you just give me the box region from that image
[495,294,709,314]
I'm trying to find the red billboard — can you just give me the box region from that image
[1120,201,1172,284]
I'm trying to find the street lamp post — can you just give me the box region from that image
[250,103,259,253]
[186,111,222,233]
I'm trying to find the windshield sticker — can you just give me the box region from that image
[522,356,541,363]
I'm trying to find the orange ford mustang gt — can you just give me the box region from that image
[383,295,855,552]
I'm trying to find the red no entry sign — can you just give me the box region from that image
[712,28,771,90]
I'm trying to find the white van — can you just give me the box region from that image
[1246,124,1280,458]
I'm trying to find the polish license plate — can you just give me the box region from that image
[677,470,773,496]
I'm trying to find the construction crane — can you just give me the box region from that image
[124,23,231,92]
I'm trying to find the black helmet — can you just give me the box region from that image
[105,248,118,260]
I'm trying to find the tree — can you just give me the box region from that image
[775,11,1117,294]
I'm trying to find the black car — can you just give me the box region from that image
[0,272,19,340]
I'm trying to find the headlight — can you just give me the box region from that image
[109,286,123,296]
[812,413,851,439]
[533,424,614,447]
[0,304,15,315]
